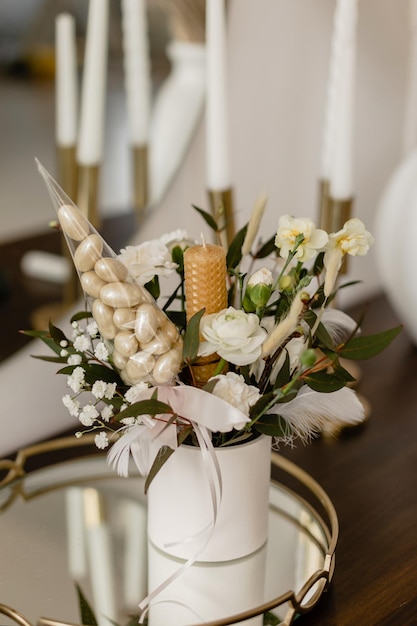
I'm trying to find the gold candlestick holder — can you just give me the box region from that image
[132,145,149,218]
[77,163,101,229]
[324,194,353,275]
[318,178,331,231]
[207,187,235,249]
[58,145,80,306]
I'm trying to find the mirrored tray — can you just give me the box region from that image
[0,437,338,626]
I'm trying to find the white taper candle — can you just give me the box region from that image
[77,0,109,165]
[55,13,78,147]
[329,0,358,200]
[402,0,417,156]
[206,0,231,190]
[121,0,151,147]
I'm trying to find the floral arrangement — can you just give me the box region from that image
[26,166,400,489]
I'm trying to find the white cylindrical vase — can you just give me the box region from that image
[147,434,271,562]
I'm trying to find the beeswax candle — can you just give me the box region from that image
[184,242,227,385]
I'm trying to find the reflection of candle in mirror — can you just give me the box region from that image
[55,13,78,147]
[121,500,148,609]
[206,0,231,190]
[77,0,109,165]
[65,487,87,581]
[121,0,151,148]
[84,488,117,626]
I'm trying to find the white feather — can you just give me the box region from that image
[273,385,365,443]
[321,308,359,344]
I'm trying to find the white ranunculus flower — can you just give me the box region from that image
[209,372,261,416]
[247,267,273,287]
[198,307,268,366]
[323,218,374,297]
[118,240,178,285]
[275,215,328,262]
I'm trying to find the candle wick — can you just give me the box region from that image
[200,232,207,249]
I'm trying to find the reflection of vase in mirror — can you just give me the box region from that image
[147,541,266,626]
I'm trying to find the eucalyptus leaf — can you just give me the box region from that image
[226,224,248,270]
[145,425,192,493]
[303,370,348,392]
[71,310,92,323]
[339,325,402,360]
[115,398,174,422]
[49,320,68,345]
[254,235,276,259]
[192,204,219,231]
[76,584,98,626]
[183,308,205,364]
[254,414,288,438]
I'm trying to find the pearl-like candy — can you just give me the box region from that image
[114,330,139,358]
[152,345,183,384]
[95,257,128,282]
[125,352,156,383]
[80,271,106,298]
[58,204,90,241]
[113,307,136,330]
[100,281,143,308]
[74,234,103,272]
[134,303,160,343]
[92,298,117,340]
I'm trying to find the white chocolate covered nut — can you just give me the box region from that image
[152,346,183,384]
[100,282,143,308]
[95,257,128,282]
[160,319,179,343]
[80,271,106,298]
[112,349,128,370]
[74,234,103,272]
[114,330,139,357]
[113,307,136,330]
[58,204,89,241]
[140,331,172,356]
[125,352,156,383]
[92,298,117,339]
[134,303,159,343]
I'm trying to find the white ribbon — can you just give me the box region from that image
[107,384,250,478]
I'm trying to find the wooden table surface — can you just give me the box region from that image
[1,224,416,625]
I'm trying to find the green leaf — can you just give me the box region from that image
[339,325,402,361]
[272,351,291,390]
[144,425,192,493]
[165,309,186,330]
[76,584,98,626]
[192,204,219,231]
[182,308,205,364]
[226,224,248,270]
[253,414,288,438]
[172,244,185,273]
[303,370,347,393]
[48,320,68,345]
[263,610,281,625]
[254,235,276,259]
[144,276,160,300]
[115,398,174,423]
[57,363,123,385]
[312,251,325,276]
[71,310,92,323]
[303,310,336,351]
[31,354,69,364]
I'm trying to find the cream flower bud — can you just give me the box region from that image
[262,292,304,358]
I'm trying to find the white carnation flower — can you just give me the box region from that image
[198,307,267,366]
[118,240,178,285]
[159,229,192,249]
[275,215,328,262]
[210,372,261,416]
